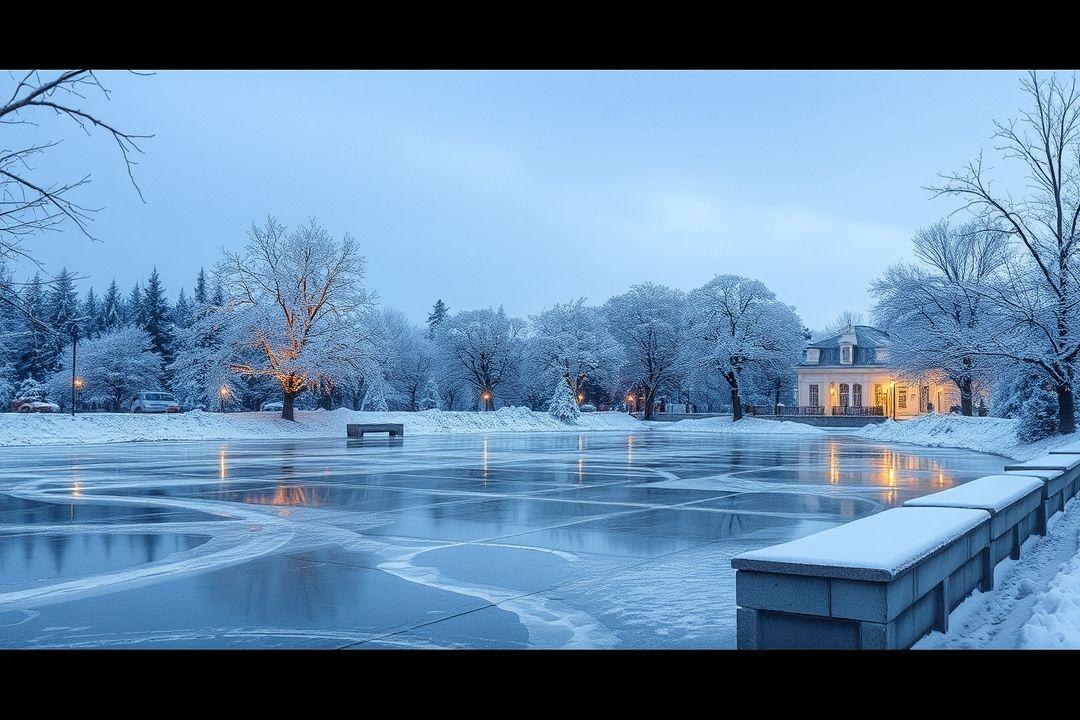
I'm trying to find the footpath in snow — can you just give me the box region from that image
[0,406,642,447]
[649,416,823,435]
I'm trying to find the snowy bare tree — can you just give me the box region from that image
[527,298,623,403]
[929,71,1080,433]
[0,71,150,321]
[438,307,524,410]
[602,283,687,420]
[47,325,161,412]
[218,217,376,420]
[870,219,1007,415]
[685,275,803,421]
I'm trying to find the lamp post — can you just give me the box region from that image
[70,326,78,417]
[480,390,492,411]
[219,385,230,413]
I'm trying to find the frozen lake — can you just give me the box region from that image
[0,431,1005,648]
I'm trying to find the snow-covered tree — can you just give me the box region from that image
[547,375,580,423]
[100,280,123,334]
[527,298,623,403]
[685,275,803,421]
[43,267,80,370]
[437,307,524,410]
[420,378,440,410]
[929,71,1080,434]
[194,268,209,305]
[14,375,47,402]
[217,216,376,420]
[603,283,687,420]
[0,362,14,407]
[1017,379,1060,442]
[173,287,195,331]
[80,287,101,339]
[48,326,162,412]
[168,308,245,411]
[126,283,144,328]
[427,298,449,338]
[14,274,49,381]
[871,219,1005,415]
[142,267,175,366]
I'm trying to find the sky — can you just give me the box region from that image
[6,70,1033,331]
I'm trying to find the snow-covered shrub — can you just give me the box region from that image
[547,379,580,423]
[14,375,47,401]
[1017,382,1060,442]
[420,380,440,410]
[0,364,16,406]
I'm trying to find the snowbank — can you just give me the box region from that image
[855,414,1072,461]
[1020,551,1080,648]
[650,416,824,435]
[0,407,642,447]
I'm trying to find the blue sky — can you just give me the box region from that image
[10,70,1030,330]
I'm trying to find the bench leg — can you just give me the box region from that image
[1010,525,1021,561]
[935,578,949,633]
[1036,502,1048,536]
[979,547,993,592]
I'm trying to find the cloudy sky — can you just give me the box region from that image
[8,70,1030,330]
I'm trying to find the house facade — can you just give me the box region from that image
[795,325,959,419]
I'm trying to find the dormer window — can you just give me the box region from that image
[806,348,820,363]
[840,344,853,365]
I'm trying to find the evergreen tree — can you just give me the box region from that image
[126,282,144,327]
[80,288,101,339]
[1018,382,1060,442]
[427,299,449,338]
[142,267,175,363]
[547,375,581,423]
[100,280,123,333]
[15,273,49,381]
[210,279,225,307]
[173,287,194,329]
[194,268,208,305]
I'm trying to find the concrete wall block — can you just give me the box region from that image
[736,570,830,615]
[914,550,950,597]
[736,607,760,649]
[760,610,860,649]
[858,620,895,650]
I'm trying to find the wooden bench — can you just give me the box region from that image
[346,423,404,439]
[732,507,993,649]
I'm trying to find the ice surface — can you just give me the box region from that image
[0,432,1002,648]
[733,506,990,578]
[903,474,1044,513]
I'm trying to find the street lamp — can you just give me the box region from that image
[70,326,79,416]
[577,392,585,404]
[480,390,492,411]
[219,385,231,413]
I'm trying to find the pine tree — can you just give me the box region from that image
[194,268,208,305]
[420,378,440,410]
[126,283,144,327]
[101,280,123,333]
[427,299,449,338]
[142,267,175,364]
[211,280,225,307]
[547,375,581,423]
[173,287,194,329]
[81,288,100,339]
[1018,382,1060,442]
[15,273,49,381]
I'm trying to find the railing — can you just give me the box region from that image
[830,405,884,416]
[745,405,824,416]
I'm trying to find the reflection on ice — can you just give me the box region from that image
[0,431,1004,648]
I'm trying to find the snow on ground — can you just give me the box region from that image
[0,407,642,447]
[649,416,824,435]
[916,495,1080,649]
[856,414,1071,461]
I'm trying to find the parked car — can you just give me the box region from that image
[580,403,597,413]
[260,400,284,412]
[130,391,180,413]
[10,397,60,413]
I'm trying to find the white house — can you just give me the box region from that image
[795,324,960,419]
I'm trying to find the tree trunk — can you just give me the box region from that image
[959,377,973,417]
[282,389,297,422]
[725,371,743,421]
[1057,382,1075,435]
[774,385,781,415]
[642,387,656,420]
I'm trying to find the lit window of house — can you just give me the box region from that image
[809,384,819,407]
[839,383,850,407]
[853,383,862,407]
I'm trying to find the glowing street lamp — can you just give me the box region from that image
[577,393,585,404]
[219,385,231,413]
[480,390,492,410]
[72,375,84,415]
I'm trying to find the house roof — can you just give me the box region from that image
[800,325,890,367]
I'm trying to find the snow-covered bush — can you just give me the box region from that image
[14,375,47,401]
[1017,382,1060,442]
[547,377,580,423]
[0,365,17,406]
